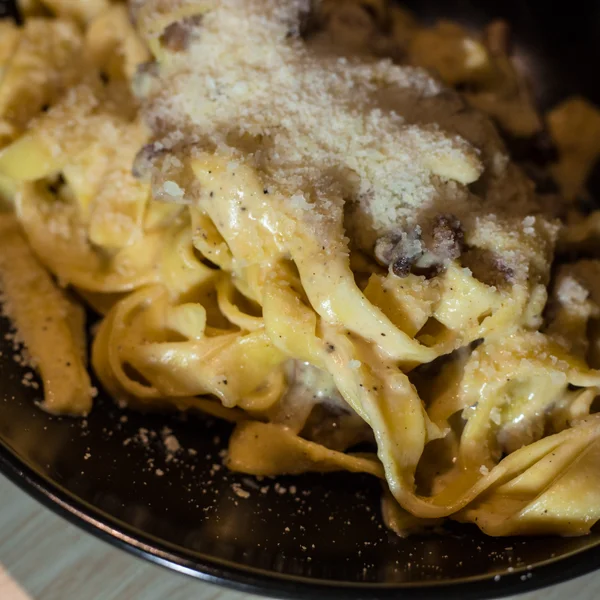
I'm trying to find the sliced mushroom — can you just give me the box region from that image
[159,15,204,53]
[374,214,464,278]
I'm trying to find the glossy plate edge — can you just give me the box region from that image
[1,441,600,600]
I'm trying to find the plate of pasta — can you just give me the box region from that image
[1,0,600,597]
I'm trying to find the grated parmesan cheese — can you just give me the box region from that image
[142,3,531,240]
[138,0,557,289]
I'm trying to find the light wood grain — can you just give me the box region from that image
[0,473,598,600]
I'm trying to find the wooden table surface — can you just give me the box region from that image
[0,474,599,600]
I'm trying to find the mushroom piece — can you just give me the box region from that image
[374,213,464,278]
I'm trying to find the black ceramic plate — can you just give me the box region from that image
[1,0,600,598]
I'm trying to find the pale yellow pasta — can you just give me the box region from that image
[408,21,491,86]
[37,0,113,24]
[1,0,600,541]
[0,18,82,143]
[0,22,21,86]
[548,97,600,201]
[85,4,151,81]
[227,421,384,478]
[0,215,93,415]
[16,0,48,17]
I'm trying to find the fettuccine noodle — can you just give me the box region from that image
[1,0,600,537]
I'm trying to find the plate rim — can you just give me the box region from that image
[1,439,599,600]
